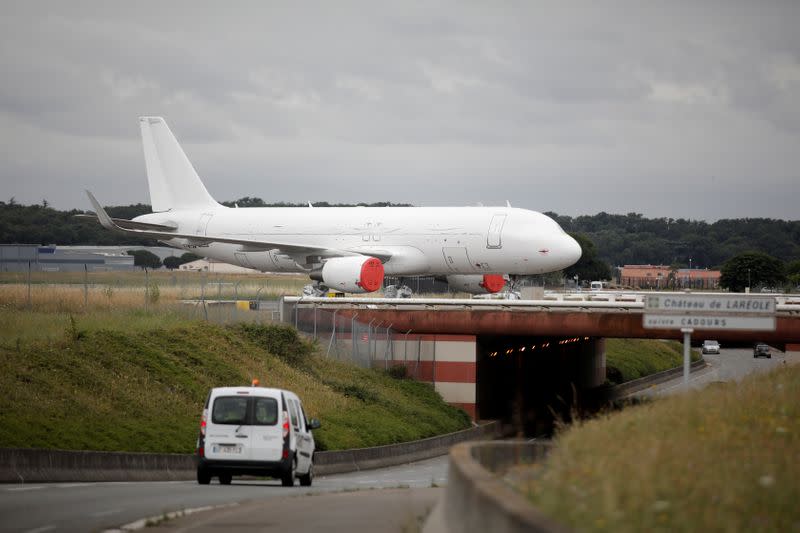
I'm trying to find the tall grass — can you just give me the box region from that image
[509,365,800,531]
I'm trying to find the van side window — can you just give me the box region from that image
[288,399,299,430]
[253,397,278,425]
[212,397,248,425]
[293,399,306,432]
[298,403,308,432]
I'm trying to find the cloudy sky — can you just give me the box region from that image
[1,1,798,220]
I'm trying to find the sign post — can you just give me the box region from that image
[643,294,776,390]
[681,328,692,388]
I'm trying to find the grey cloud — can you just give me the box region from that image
[0,1,798,220]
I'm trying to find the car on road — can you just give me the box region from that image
[701,340,721,354]
[196,384,321,487]
[753,343,772,359]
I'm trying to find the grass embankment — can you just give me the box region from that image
[605,338,700,384]
[0,315,470,453]
[511,365,800,531]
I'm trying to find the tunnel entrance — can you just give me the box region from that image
[476,335,602,437]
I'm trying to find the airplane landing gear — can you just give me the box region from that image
[384,284,413,298]
[302,282,328,297]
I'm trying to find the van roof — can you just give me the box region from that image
[210,386,293,397]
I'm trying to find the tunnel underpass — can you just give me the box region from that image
[477,335,605,436]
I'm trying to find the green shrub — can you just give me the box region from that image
[237,323,314,368]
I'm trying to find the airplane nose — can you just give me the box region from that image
[563,234,582,267]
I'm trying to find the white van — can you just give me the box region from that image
[590,281,606,291]
[196,386,321,486]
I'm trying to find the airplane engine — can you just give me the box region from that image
[446,274,507,294]
[310,256,384,293]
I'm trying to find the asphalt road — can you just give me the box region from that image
[632,344,788,398]
[0,455,449,533]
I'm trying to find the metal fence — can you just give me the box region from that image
[285,299,426,376]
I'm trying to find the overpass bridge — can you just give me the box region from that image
[281,293,800,425]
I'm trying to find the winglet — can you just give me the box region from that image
[85,190,117,231]
[506,200,512,207]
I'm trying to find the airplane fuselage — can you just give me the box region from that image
[136,205,580,276]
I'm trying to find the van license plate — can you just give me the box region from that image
[213,445,241,455]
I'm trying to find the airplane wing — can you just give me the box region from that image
[85,191,393,261]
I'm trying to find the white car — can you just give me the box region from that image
[701,340,721,354]
[196,386,320,486]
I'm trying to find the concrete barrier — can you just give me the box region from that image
[431,441,569,533]
[315,421,499,475]
[0,448,196,483]
[0,422,499,483]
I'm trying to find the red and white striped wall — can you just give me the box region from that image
[388,334,477,419]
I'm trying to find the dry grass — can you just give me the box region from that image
[509,365,800,532]
[0,271,309,313]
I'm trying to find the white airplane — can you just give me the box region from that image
[87,117,581,295]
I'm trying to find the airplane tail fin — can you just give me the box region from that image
[139,117,220,212]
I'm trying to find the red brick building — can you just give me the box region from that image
[620,264,721,290]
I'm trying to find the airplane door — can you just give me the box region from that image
[442,247,474,272]
[487,214,506,249]
[196,213,213,236]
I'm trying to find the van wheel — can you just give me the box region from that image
[219,473,232,485]
[197,468,211,485]
[281,457,296,487]
[299,462,314,487]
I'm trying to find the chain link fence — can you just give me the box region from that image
[285,299,428,377]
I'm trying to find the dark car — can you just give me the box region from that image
[753,343,771,359]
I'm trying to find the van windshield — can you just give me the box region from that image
[212,397,248,425]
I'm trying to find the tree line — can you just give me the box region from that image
[1,199,798,286]
[546,211,800,268]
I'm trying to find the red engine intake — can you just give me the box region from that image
[479,274,507,294]
[445,274,508,294]
[311,256,385,293]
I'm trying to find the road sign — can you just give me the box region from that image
[642,293,777,389]
[643,293,776,331]
[644,294,775,315]
[643,314,776,331]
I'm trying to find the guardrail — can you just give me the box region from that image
[283,294,800,314]
[0,422,499,483]
[606,356,707,399]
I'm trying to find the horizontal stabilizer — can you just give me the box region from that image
[75,213,177,232]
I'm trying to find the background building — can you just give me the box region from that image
[0,244,135,272]
[620,264,721,289]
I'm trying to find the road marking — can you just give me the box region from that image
[6,486,45,492]
[24,526,56,533]
[103,503,239,532]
